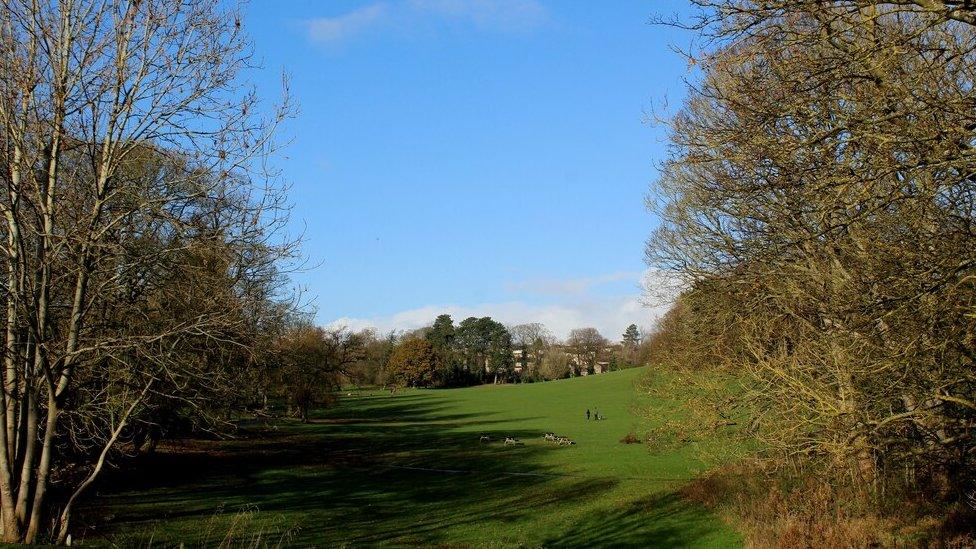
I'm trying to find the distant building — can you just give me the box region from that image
[566,345,615,376]
[512,349,526,375]
[511,345,616,378]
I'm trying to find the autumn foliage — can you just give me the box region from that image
[386,339,440,389]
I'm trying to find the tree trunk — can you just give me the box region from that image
[14,390,38,527]
[24,398,58,544]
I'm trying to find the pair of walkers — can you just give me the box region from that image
[585,408,604,421]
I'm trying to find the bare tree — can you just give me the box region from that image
[509,323,552,379]
[538,347,572,381]
[670,1,976,31]
[0,0,294,542]
[566,328,609,376]
[345,329,396,388]
[272,325,363,423]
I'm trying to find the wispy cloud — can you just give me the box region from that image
[306,4,389,44]
[304,0,549,45]
[505,271,642,297]
[326,296,665,341]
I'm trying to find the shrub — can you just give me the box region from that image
[619,432,641,444]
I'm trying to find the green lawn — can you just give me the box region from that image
[77,367,741,547]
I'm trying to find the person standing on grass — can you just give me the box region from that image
[586,409,590,420]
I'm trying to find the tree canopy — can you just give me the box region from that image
[456,317,514,384]
[386,339,440,389]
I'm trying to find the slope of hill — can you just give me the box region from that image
[80,368,741,547]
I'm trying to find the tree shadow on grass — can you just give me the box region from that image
[544,491,735,548]
[75,392,733,547]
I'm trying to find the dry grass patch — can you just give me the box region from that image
[680,460,975,548]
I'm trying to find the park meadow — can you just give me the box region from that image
[0,0,973,546]
[77,368,740,547]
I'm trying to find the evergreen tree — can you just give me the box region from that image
[427,314,456,348]
[622,324,642,348]
[426,314,463,386]
[456,317,513,384]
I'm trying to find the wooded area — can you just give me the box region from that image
[0,0,300,542]
[643,0,976,543]
[338,315,649,390]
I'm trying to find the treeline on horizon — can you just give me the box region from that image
[264,316,649,423]
[343,315,649,389]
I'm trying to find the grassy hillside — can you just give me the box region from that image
[78,368,741,547]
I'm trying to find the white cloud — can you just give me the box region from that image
[506,270,642,297]
[327,297,665,341]
[306,4,389,44]
[325,269,678,340]
[304,0,548,45]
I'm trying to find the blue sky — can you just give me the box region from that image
[243,0,696,339]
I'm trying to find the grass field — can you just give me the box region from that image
[77,367,741,547]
